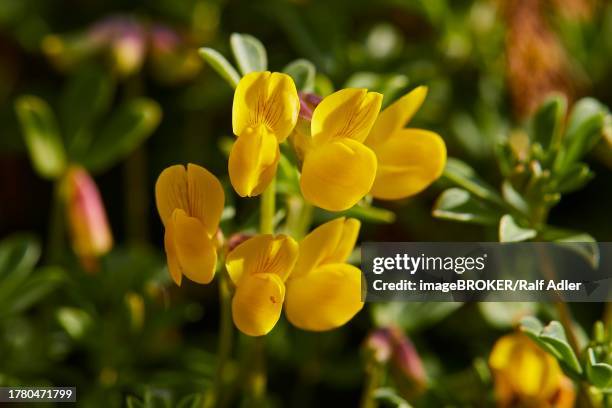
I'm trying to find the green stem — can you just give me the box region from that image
[204,269,234,408]
[360,359,383,408]
[46,180,65,264]
[259,178,276,235]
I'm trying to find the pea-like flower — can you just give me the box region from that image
[155,163,225,286]
[62,166,113,270]
[226,234,299,336]
[365,86,446,200]
[299,89,383,211]
[489,333,575,408]
[229,71,300,197]
[285,217,364,331]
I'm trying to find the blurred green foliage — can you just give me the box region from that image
[0,0,611,407]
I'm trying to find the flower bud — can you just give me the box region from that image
[289,92,322,162]
[62,166,113,270]
[363,327,427,399]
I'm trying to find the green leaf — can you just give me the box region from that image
[84,98,161,172]
[60,65,114,154]
[433,188,501,225]
[56,307,92,339]
[520,317,583,375]
[519,317,583,376]
[539,321,583,374]
[126,396,145,408]
[530,95,566,152]
[3,266,65,316]
[479,302,537,329]
[586,348,612,389]
[519,316,545,339]
[198,47,241,89]
[373,387,413,408]
[15,95,67,179]
[499,214,536,242]
[372,302,462,332]
[0,234,41,310]
[555,98,606,172]
[442,158,505,206]
[540,228,599,268]
[176,394,203,408]
[230,33,267,75]
[501,181,530,215]
[283,59,316,92]
[555,163,594,193]
[0,233,40,280]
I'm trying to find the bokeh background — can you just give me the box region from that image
[0,0,611,406]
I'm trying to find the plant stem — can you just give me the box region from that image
[259,178,276,235]
[204,269,234,408]
[46,180,65,264]
[241,179,277,405]
[360,359,383,408]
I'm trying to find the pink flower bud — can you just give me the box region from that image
[364,327,427,398]
[298,92,323,121]
[63,166,113,270]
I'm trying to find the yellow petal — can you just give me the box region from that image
[489,334,562,400]
[171,209,217,284]
[163,222,182,286]
[186,164,225,236]
[232,273,285,336]
[155,165,189,226]
[226,234,298,285]
[369,129,446,200]
[367,86,428,147]
[300,138,377,211]
[285,263,364,331]
[229,125,280,197]
[292,217,360,279]
[311,88,382,144]
[232,71,300,142]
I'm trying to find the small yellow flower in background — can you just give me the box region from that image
[285,217,364,331]
[229,71,300,197]
[299,89,383,211]
[365,86,446,200]
[62,166,113,271]
[489,333,575,408]
[226,234,298,336]
[155,163,224,286]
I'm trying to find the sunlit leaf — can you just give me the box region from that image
[586,348,612,389]
[198,47,241,89]
[498,214,536,242]
[230,33,267,75]
[530,95,566,152]
[15,96,67,179]
[283,59,316,92]
[433,188,501,225]
[442,158,505,206]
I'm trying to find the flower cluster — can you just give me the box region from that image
[229,71,446,210]
[155,71,446,336]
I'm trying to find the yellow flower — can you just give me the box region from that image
[285,217,364,331]
[365,86,446,200]
[299,88,383,211]
[226,234,298,336]
[489,333,575,408]
[229,71,300,197]
[155,163,225,286]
